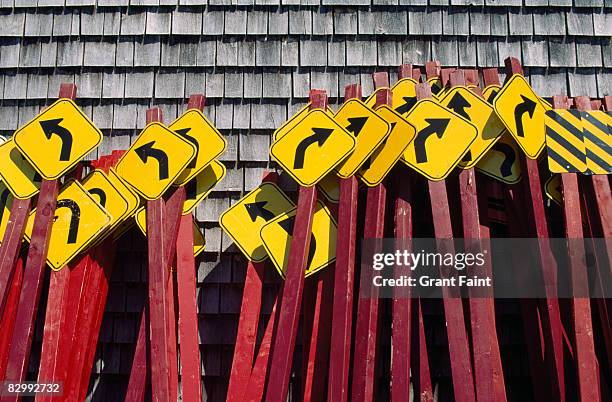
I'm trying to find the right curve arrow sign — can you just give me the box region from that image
[414,118,450,163]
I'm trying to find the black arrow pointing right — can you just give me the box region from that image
[395,96,417,115]
[293,128,334,169]
[135,141,169,180]
[40,118,73,161]
[446,92,471,120]
[56,199,80,244]
[345,117,368,137]
[513,95,537,137]
[245,201,275,222]
[175,128,198,168]
[492,142,516,177]
[88,188,107,208]
[278,215,316,268]
[414,118,450,163]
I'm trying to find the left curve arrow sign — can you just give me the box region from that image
[56,199,80,244]
[40,118,73,161]
[135,141,169,180]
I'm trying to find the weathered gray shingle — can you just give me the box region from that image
[576,41,603,67]
[0,12,24,36]
[521,39,548,67]
[256,40,281,66]
[172,11,202,35]
[548,38,577,67]
[225,10,247,35]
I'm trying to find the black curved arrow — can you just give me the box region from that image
[492,143,516,177]
[514,95,537,137]
[278,215,316,268]
[40,118,73,161]
[293,128,334,169]
[56,199,80,244]
[345,117,368,137]
[245,201,275,222]
[135,141,169,180]
[414,118,450,163]
[0,189,10,223]
[186,179,198,200]
[175,128,198,168]
[395,96,417,115]
[447,92,471,120]
[88,188,107,208]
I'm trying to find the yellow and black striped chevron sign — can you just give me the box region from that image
[544,110,611,174]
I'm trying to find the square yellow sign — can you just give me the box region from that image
[169,110,227,186]
[13,99,102,180]
[24,181,111,271]
[439,87,506,169]
[493,74,548,159]
[219,182,295,262]
[0,139,42,199]
[358,105,416,187]
[270,110,355,187]
[260,201,337,278]
[403,99,478,181]
[135,207,205,257]
[182,160,226,215]
[334,99,391,178]
[115,122,197,200]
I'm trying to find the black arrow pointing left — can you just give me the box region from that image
[56,199,80,244]
[40,118,73,161]
[88,188,107,208]
[245,201,275,222]
[135,141,169,180]
[446,92,471,120]
[414,118,450,163]
[513,95,537,137]
[278,215,316,268]
[293,128,334,169]
[175,127,198,168]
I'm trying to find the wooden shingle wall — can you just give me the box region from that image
[0,1,610,401]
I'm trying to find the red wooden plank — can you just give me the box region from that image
[175,94,206,402]
[0,256,24,380]
[227,171,279,402]
[350,72,389,402]
[564,95,602,401]
[263,90,324,402]
[503,57,566,401]
[327,83,361,402]
[412,300,433,401]
[0,199,30,316]
[415,80,476,402]
[451,70,507,402]
[390,64,413,402]
[126,308,150,402]
[244,297,279,402]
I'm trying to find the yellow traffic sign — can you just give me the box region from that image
[317,174,339,203]
[334,100,391,178]
[273,105,334,142]
[544,110,587,173]
[13,99,103,180]
[439,87,506,169]
[403,100,478,181]
[582,111,612,174]
[24,180,111,271]
[493,75,548,159]
[169,110,227,186]
[220,182,295,262]
[81,169,139,233]
[116,122,197,200]
[135,207,205,257]
[0,139,42,199]
[107,168,141,222]
[427,77,444,97]
[365,78,419,117]
[358,105,416,186]
[0,182,14,244]
[544,174,562,206]
[182,160,226,215]
[260,201,337,278]
[475,134,522,184]
[270,110,355,187]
